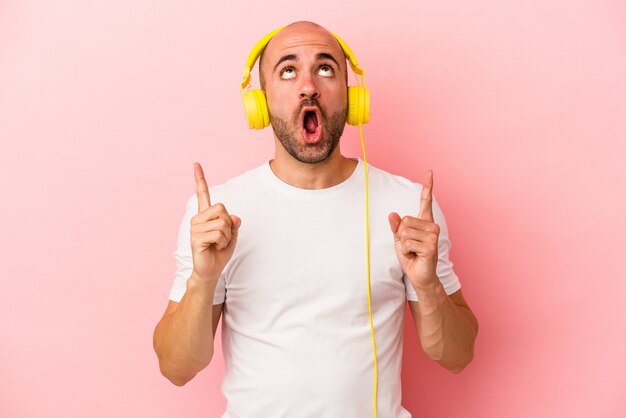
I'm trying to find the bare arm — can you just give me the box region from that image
[153,274,224,386]
[153,162,239,386]
[389,171,477,373]
[409,286,478,373]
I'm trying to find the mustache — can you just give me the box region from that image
[294,99,325,122]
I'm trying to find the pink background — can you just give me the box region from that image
[1,0,625,417]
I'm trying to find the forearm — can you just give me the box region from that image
[153,273,218,385]
[413,280,478,373]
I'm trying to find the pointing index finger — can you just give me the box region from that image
[194,162,211,212]
[417,169,434,222]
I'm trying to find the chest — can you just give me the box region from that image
[222,197,406,318]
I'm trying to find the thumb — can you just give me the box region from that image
[230,215,242,237]
[388,212,401,240]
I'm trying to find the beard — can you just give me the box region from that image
[269,99,347,164]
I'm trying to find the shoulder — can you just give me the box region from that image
[366,163,419,187]
[365,162,449,223]
[365,162,426,202]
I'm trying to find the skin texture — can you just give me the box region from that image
[153,22,478,387]
[260,21,357,189]
[269,96,346,164]
[389,170,479,372]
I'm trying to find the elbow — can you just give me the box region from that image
[154,346,207,387]
[155,349,209,386]
[446,349,475,374]
[448,363,468,374]
[155,354,211,386]
[159,364,197,386]
[153,332,212,387]
[449,321,478,374]
[168,375,192,387]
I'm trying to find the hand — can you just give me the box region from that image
[190,162,241,283]
[388,169,440,291]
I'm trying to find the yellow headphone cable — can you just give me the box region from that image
[353,67,379,418]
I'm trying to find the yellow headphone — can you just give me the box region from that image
[240,27,379,418]
[240,26,370,129]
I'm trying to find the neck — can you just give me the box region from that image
[269,140,358,190]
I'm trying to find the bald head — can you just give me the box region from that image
[258,21,348,90]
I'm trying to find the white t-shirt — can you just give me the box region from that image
[169,158,461,418]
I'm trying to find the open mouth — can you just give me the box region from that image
[301,107,322,143]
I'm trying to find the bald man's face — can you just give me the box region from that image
[260,25,348,164]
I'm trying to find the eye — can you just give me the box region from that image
[318,64,334,77]
[280,66,296,80]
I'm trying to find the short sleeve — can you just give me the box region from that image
[168,194,226,304]
[404,192,462,301]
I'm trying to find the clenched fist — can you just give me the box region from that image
[190,162,241,283]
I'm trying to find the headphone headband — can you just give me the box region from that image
[240,25,370,129]
[240,26,365,92]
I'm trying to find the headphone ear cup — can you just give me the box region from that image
[347,86,370,125]
[242,89,270,129]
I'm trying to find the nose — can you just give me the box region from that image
[298,72,319,100]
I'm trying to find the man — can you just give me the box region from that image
[153,21,478,417]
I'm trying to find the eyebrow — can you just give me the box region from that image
[272,52,341,73]
[273,54,298,73]
[315,52,340,69]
